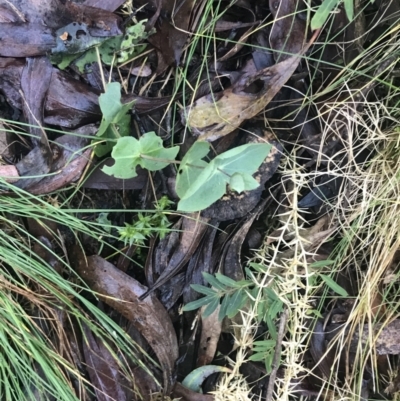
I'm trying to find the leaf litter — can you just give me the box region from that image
[1,0,400,400]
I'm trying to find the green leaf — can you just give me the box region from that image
[310,259,335,269]
[306,309,323,318]
[248,352,267,362]
[102,136,141,179]
[190,284,216,296]
[344,0,354,21]
[202,272,227,291]
[227,289,247,318]
[72,35,123,71]
[94,82,135,157]
[257,300,267,323]
[177,143,271,212]
[269,299,283,319]
[253,340,276,350]
[264,287,279,302]
[97,212,111,233]
[203,297,220,317]
[138,132,179,171]
[50,22,106,66]
[266,315,277,340]
[229,173,245,193]
[214,273,238,288]
[219,294,231,320]
[182,365,231,393]
[98,82,129,125]
[320,274,349,296]
[311,0,340,30]
[265,352,274,375]
[230,172,260,193]
[248,262,266,273]
[182,295,216,312]
[102,132,179,178]
[175,141,210,198]
[216,143,272,175]
[117,20,154,63]
[177,168,227,212]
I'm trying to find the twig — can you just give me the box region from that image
[265,307,289,401]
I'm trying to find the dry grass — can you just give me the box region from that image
[209,23,400,400]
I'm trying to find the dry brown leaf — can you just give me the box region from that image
[82,324,127,401]
[75,255,179,394]
[182,31,319,141]
[141,215,209,299]
[182,54,304,142]
[269,0,306,61]
[196,305,222,367]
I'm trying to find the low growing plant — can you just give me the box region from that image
[94,83,272,212]
[119,196,173,246]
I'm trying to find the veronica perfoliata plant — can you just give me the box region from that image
[102,131,272,212]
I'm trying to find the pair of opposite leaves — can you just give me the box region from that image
[102,132,271,212]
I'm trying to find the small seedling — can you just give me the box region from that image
[119,196,173,247]
[93,82,136,157]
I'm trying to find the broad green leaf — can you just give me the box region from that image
[103,132,179,178]
[311,0,340,30]
[102,136,141,179]
[320,274,349,296]
[177,165,227,212]
[175,141,210,198]
[177,143,271,212]
[139,132,179,171]
[216,143,271,175]
[53,21,152,71]
[94,82,135,156]
[93,128,117,157]
[190,284,216,296]
[182,365,231,393]
[95,112,132,157]
[99,82,126,124]
[73,35,123,72]
[117,21,152,63]
[182,295,217,312]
